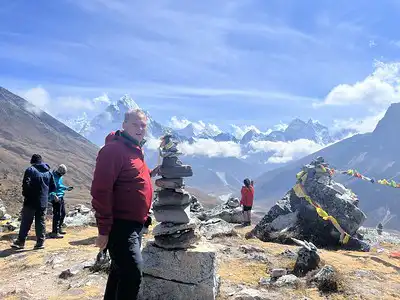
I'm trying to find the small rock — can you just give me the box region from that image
[59,263,86,279]
[312,265,338,292]
[233,288,278,300]
[199,218,238,240]
[274,274,300,288]
[259,277,271,286]
[293,247,320,277]
[239,245,265,254]
[270,268,287,278]
[279,249,298,259]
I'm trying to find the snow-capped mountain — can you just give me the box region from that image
[58,94,357,196]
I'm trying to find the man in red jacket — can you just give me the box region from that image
[91,108,159,300]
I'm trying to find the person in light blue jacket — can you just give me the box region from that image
[49,164,73,238]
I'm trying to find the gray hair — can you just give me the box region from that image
[124,109,147,122]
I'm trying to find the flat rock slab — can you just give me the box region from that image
[141,242,217,284]
[155,189,191,207]
[155,178,184,189]
[138,273,219,300]
[160,165,193,178]
[153,205,191,224]
[152,220,197,236]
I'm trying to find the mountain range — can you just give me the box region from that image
[255,102,400,229]
[60,94,355,196]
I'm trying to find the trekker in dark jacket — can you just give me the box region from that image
[49,164,73,238]
[11,154,56,250]
[91,108,160,300]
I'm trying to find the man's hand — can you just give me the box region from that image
[95,234,109,250]
[54,195,60,203]
[150,165,161,177]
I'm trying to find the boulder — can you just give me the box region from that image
[196,199,243,224]
[251,158,368,250]
[64,204,96,227]
[274,274,301,288]
[198,218,237,240]
[139,242,219,300]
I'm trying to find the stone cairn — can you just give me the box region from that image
[152,134,197,249]
[139,134,219,300]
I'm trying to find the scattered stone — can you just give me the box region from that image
[274,274,300,288]
[271,268,287,278]
[227,197,240,208]
[311,265,338,292]
[0,199,6,218]
[233,288,278,300]
[239,245,265,254]
[190,195,204,213]
[250,157,368,251]
[59,262,87,279]
[279,249,298,259]
[90,250,111,273]
[64,205,95,227]
[199,218,238,240]
[293,247,320,277]
[259,277,271,286]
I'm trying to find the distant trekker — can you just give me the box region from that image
[11,154,56,250]
[49,164,73,238]
[240,178,255,226]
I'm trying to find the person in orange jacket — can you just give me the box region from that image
[240,178,254,226]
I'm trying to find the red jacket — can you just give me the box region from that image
[240,186,254,207]
[91,130,153,235]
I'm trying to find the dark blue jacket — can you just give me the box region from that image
[22,163,56,209]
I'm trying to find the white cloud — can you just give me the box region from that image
[93,93,111,104]
[21,86,51,115]
[332,111,386,134]
[315,62,400,108]
[178,139,242,158]
[248,139,325,164]
[58,96,96,110]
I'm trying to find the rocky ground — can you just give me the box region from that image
[0,221,399,300]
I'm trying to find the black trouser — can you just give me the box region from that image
[52,198,66,234]
[18,205,46,245]
[104,219,144,300]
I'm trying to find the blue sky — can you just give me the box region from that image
[1,0,400,133]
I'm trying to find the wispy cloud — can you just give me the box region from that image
[249,139,326,164]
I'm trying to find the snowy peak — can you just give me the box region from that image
[118,94,140,110]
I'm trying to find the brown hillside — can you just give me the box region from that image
[0,87,98,214]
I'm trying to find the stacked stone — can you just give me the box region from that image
[139,135,219,299]
[152,134,197,249]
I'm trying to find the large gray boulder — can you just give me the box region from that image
[251,158,369,250]
[195,198,242,224]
